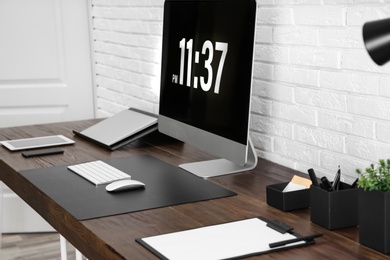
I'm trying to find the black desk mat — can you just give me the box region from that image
[20,155,236,220]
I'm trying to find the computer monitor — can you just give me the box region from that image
[158,0,258,178]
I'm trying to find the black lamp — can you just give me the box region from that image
[362,18,390,66]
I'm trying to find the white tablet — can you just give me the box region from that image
[0,135,75,151]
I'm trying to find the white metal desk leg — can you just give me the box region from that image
[76,249,83,260]
[60,235,68,260]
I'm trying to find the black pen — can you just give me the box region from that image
[269,233,323,248]
[321,176,334,191]
[333,166,341,190]
[350,178,359,188]
[308,168,319,187]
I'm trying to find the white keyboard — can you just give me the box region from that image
[68,160,131,186]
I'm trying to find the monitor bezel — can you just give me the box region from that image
[158,0,258,175]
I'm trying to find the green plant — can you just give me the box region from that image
[356,159,390,192]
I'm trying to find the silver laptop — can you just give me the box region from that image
[73,108,158,150]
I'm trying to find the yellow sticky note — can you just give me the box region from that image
[290,175,312,189]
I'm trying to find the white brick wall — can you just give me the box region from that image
[91,0,390,183]
[91,0,163,117]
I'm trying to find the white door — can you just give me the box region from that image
[0,0,94,232]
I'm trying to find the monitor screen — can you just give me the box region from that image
[159,0,257,177]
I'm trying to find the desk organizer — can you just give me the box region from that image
[310,182,358,230]
[266,182,310,211]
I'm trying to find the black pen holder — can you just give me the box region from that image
[266,182,310,211]
[310,182,358,230]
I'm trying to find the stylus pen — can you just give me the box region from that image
[269,233,323,248]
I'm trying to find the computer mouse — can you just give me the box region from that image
[105,179,145,192]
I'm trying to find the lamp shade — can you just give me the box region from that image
[363,18,390,66]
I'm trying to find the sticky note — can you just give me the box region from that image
[282,175,312,192]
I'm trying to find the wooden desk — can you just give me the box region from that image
[0,120,383,259]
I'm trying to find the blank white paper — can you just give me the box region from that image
[282,182,307,192]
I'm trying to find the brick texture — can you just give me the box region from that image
[91,0,390,182]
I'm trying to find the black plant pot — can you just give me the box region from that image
[359,189,390,254]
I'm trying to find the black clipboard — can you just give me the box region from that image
[136,216,319,260]
[73,108,158,150]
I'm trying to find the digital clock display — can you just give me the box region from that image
[159,0,257,145]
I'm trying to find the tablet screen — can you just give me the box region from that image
[1,135,74,151]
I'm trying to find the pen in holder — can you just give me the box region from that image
[332,167,341,190]
[309,166,359,230]
[320,176,334,191]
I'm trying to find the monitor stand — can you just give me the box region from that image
[179,138,258,179]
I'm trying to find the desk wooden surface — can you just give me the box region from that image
[0,120,385,259]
